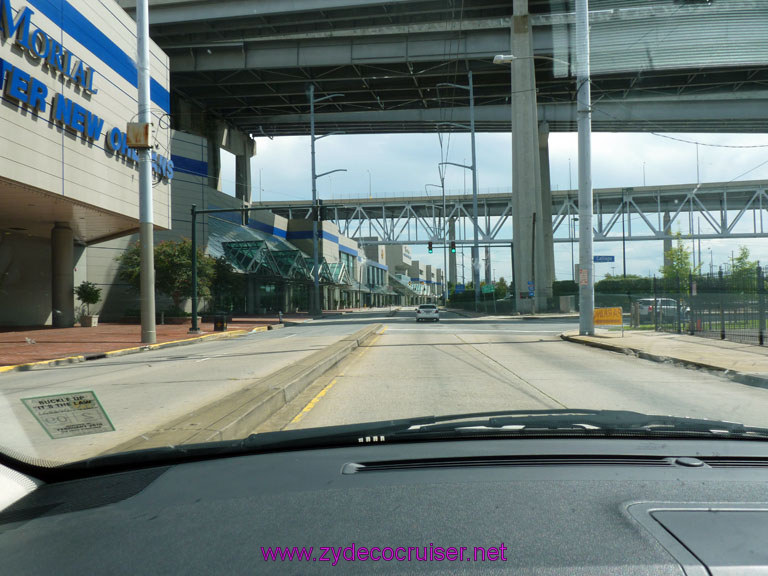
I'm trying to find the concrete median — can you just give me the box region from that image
[102,323,383,454]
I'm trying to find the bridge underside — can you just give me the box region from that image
[122,0,768,135]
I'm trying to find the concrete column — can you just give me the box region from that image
[235,139,254,203]
[207,126,223,192]
[539,121,555,290]
[485,246,492,284]
[511,0,546,313]
[51,223,74,327]
[663,212,672,268]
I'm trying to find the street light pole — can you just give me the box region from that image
[366,169,372,199]
[436,71,480,311]
[308,84,344,316]
[136,0,155,344]
[576,0,595,335]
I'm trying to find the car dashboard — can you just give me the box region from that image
[2,438,768,575]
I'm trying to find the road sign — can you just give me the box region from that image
[594,307,622,326]
[579,268,589,286]
[482,284,495,294]
[593,255,615,263]
[455,284,465,294]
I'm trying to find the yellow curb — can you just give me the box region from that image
[0,354,86,372]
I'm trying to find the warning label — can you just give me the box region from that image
[22,391,114,439]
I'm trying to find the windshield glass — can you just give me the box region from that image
[3,0,768,467]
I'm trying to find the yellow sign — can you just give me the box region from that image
[594,307,622,326]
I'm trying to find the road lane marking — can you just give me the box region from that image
[282,334,297,339]
[291,378,337,424]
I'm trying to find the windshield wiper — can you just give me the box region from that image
[52,410,768,479]
[401,409,761,436]
[242,409,768,451]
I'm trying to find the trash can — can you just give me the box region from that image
[214,315,228,331]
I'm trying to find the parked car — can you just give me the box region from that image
[636,298,690,323]
[416,303,439,322]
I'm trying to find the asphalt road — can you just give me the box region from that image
[282,309,768,431]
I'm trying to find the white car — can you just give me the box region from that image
[416,304,439,322]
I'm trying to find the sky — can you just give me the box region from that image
[219,131,768,283]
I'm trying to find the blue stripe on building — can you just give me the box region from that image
[339,245,358,257]
[25,0,171,112]
[247,218,287,239]
[286,230,340,243]
[171,155,207,177]
[368,261,388,271]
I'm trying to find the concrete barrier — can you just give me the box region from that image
[102,323,383,454]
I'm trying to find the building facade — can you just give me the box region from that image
[0,0,171,326]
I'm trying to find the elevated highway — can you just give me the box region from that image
[258,179,768,244]
[120,0,768,135]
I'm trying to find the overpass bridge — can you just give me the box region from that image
[116,0,768,310]
[259,179,768,244]
[120,0,768,135]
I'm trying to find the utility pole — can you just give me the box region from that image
[437,72,480,310]
[577,0,594,335]
[308,84,345,316]
[136,0,155,344]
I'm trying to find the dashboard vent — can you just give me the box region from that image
[699,457,768,468]
[342,455,673,474]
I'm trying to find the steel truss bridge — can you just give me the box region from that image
[258,179,768,245]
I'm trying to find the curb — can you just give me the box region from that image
[521,314,579,321]
[268,324,284,331]
[0,325,274,374]
[560,333,768,391]
[102,323,383,454]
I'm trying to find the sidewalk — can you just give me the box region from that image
[0,314,312,370]
[562,328,768,389]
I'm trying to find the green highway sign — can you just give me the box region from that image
[482,284,495,294]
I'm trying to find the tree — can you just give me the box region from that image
[660,231,700,279]
[116,239,216,312]
[211,256,246,310]
[74,281,102,315]
[495,277,508,299]
[732,245,758,277]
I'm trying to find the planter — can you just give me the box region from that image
[164,316,191,325]
[81,314,99,327]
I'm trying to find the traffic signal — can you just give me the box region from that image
[450,241,456,253]
[428,241,433,254]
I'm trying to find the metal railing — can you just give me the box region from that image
[651,268,766,345]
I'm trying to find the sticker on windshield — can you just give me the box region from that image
[21,391,115,439]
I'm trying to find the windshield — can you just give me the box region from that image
[3,0,768,468]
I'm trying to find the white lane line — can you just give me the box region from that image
[282,334,297,339]
[194,357,213,363]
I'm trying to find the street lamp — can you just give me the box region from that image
[436,71,480,311]
[308,84,345,316]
